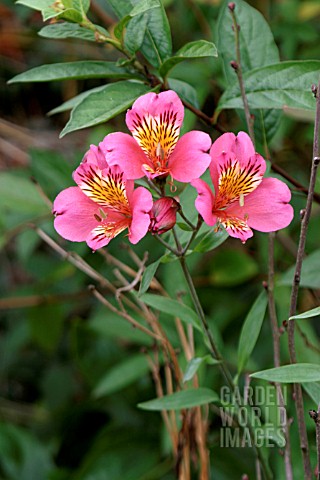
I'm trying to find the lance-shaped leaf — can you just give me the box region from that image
[251,364,320,383]
[279,249,320,289]
[237,291,268,374]
[8,61,140,84]
[138,388,219,410]
[183,356,220,383]
[160,40,218,77]
[289,306,320,321]
[138,293,201,331]
[39,23,110,41]
[216,61,320,117]
[60,81,151,136]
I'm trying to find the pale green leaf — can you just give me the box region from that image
[138,388,219,410]
[251,364,320,383]
[289,306,320,321]
[139,259,161,295]
[39,23,110,41]
[183,356,220,383]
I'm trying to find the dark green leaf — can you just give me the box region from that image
[8,61,137,83]
[124,13,149,54]
[139,259,161,295]
[193,229,228,253]
[237,291,268,374]
[160,40,217,77]
[139,0,172,67]
[251,364,320,383]
[279,249,320,289]
[138,388,219,410]
[49,86,106,114]
[217,0,279,84]
[139,293,201,331]
[60,81,151,136]
[167,78,199,109]
[217,61,320,115]
[209,248,258,286]
[217,0,281,142]
[93,355,149,397]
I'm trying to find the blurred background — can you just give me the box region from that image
[1,0,320,478]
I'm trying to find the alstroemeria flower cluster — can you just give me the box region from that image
[53,90,294,250]
[192,132,294,242]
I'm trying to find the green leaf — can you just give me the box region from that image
[49,85,106,114]
[303,382,320,404]
[0,172,50,216]
[237,291,268,374]
[138,388,219,410]
[124,13,149,54]
[279,249,320,289]
[93,354,149,397]
[16,0,52,11]
[139,0,172,67]
[60,81,151,136]
[289,306,320,321]
[193,229,228,253]
[183,356,220,383]
[8,61,137,83]
[167,78,199,109]
[139,293,201,331]
[39,23,110,41]
[217,0,279,84]
[160,40,217,77]
[217,0,281,142]
[139,259,161,295]
[251,364,320,383]
[208,248,259,286]
[216,61,320,115]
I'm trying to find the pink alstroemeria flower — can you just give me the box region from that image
[99,90,212,182]
[53,145,153,250]
[192,132,294,243]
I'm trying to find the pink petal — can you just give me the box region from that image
[53,187,101,242]
[99,132,148,179]
[220,216,253,243]
[126,91,184,132]
[210,132,256,163]
[227,177,294,232]
[191,179,217,226]
[168,131,212,182]
[82,144,108,170]
[128,186,153,244]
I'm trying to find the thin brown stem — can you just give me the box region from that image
[267,233,293,480]
[287,80,320,480]
[229,7,255,143]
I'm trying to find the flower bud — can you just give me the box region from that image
[149,197,179,235]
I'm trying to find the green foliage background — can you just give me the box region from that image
[1,0,320,478]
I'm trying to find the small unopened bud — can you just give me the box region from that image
[241,475,249,480]
[300,208,306,220]
[149,197,179,235]
[314,156,320,166]
[311,84,318,97]
[228,2,236,11]
[282,320,288,329]
[262,280,268,290]
[230,60,239,71]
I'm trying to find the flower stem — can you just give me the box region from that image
[267,233,293,480]
[287,80,320,480]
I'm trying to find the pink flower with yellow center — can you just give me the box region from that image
[191,132,294,243]
[99,90,212,182]
[53,145,153,250]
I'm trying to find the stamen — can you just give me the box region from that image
[99,208,107,219]
[94,214,102,222]
[239,193,245,207]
